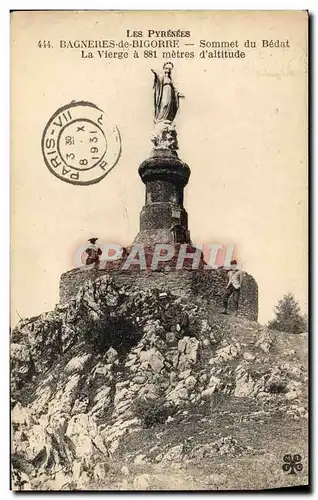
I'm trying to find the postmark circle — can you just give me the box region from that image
[41,101,121,185]
[58,118,107,171]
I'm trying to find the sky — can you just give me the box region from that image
[11,10,308,326]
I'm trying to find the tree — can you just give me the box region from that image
[267,292,307,334]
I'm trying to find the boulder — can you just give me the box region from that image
[12,423,47,464]
[167,387,189,405]
[234,367,255,397]
[178,369,192,380]
[66,414,108,458]
[148,351,165,373]
[12,402,31,426]
[64,354,92,375]
[47,374,82,415]
[177,337,199,365]
[215,343,240,362]
[184,375,197,391]
[140,348,165,373]
[201,386,218,399]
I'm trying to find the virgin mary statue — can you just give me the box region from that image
[152,62,184,124]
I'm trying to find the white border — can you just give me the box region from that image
[2,1,314,498]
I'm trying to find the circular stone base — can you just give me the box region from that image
[59,247,258,321]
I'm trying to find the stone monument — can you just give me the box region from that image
[134,62,190,245]
[59,64,258,320]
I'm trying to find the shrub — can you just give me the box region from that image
[132,396,177,428]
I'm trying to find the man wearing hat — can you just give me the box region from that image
[222,260,243,315]
[85,238,102,266]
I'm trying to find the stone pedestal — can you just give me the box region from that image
[133,148,191,245]
[58,145,259,323]
[59,265,259,321]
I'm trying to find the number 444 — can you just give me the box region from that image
[37,41,52,48]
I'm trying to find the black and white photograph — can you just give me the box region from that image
[9,9,308,491]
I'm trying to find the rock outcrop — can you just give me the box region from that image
[11,275,308,491]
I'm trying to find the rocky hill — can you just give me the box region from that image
[11,275,308,491]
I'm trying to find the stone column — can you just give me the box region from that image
[133,148,191,245]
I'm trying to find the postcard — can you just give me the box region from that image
[11,10,308,491]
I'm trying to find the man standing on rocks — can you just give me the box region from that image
[222,260,243,316]
[85,237,102,267]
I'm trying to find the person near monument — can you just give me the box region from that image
[222,260,243,315]
[85,237,102,266]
